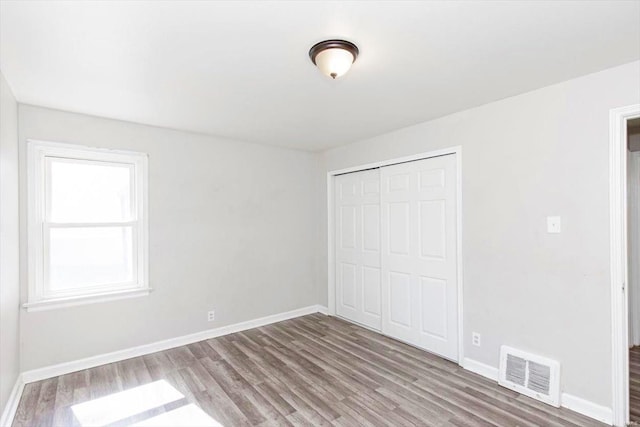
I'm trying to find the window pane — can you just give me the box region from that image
[49,159,132,222]
[48,227,134,292]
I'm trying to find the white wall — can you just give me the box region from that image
[0,72,20,412]
[18,105,321,371]
[319,61,640,408]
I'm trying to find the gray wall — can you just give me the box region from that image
[18,105,321,371]
[0,72,20,412]
[318,61,640,408]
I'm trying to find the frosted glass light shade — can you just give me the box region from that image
[309,39,359,79]
[315,48,355,79]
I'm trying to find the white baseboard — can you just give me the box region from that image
[461,357,612,425]
[461,357,499,381]
[0,375,25,427]
[22,304,328,384]
[561,393,613,425]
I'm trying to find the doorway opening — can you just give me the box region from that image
[628,117,640,423]
[611,104,640,427]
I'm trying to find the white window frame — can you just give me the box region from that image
[25,140,149,311]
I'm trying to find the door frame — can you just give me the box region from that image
[610,104,640,426]
[327,146,464,363]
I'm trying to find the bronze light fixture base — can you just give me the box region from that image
[309,39,359,79]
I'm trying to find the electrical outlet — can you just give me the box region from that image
[472,332,481,347]
[207,310,215,322]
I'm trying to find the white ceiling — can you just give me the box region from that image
[1,1,639,151]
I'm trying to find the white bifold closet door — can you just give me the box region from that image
[335,154,458,361]
[380,155,458,361]
[335,169,382,331]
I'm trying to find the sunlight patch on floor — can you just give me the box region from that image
[131,404,223,426]
[70,379,224,426]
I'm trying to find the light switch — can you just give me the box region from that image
[547,216,561,233]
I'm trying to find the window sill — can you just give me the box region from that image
[23,287,152,312]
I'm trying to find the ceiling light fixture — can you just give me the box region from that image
[309,39,359,79]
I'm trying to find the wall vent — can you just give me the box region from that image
[498,346,560,407]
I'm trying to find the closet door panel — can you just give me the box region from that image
[381,154,458,360]
[335,169,382,330]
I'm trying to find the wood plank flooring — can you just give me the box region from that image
[631,346,640,422]
[12,314,604,426]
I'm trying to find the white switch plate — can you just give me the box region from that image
[207,310,215,322]
[547,216,561,233]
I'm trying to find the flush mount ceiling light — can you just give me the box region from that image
[309,39,359,79]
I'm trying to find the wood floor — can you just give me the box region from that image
[13,314,603,427]
[631,346,640,422]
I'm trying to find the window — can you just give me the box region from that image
[26,140,149,310]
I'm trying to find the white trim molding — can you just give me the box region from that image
[462,357,499,381]
[610,104,640,426]
[326,146,464,364]
[0,376,25,427]
[561,394,613,425]
[462,357,613,425]
[21,304,328,384]
[23,287,152,312]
